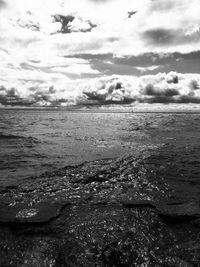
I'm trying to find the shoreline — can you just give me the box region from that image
[0,149,200,266]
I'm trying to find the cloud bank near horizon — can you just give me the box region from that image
[1,72,200,107]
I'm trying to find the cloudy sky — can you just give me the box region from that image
[1,0,200,107]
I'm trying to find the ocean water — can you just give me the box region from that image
[0,109,200,199]
[1,108,200,266]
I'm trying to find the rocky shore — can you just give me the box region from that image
[0,146,200,266]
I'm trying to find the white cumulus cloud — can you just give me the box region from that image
[1,72,200,107]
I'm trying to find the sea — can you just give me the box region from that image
[0,108,200,201]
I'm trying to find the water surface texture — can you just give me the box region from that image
[0,109,200,191]
[1,109,200,266]
[0,109,147,185]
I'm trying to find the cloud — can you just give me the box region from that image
[67,51,200,76]
[1,0,200,104]
[82,72,200,105]
[1,0,200,57]
[142,27,200,49]
[127,11,137,18]
[67,17,97,33]
[53,14,75,33]
[52,14,97,34]
[149,0,178,12]
[143,29,176,46]
[0,0,6,9]
[1,1,200,53]
[51,64,100,75]
[1,72,200,107]
[136,65,161,73]
[142,84,179,97]
[89,0,112,2]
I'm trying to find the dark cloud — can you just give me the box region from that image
[0,0,6,10]
[143,28,176,46]
[82,20,97,33]
[142,84,179,97]
[65,51,200,76]
[53,14,97,34]
[141,51,200,74]
[0,85,63,107]
[16,18,40,31]
[0,48,8,54]
[0,87,32,106]
[81,72,200,106]
[83,91,134,105]
[65,53,156,76]
[176,95,200,104]
[53,14,75,33]
[190,80,200,90]
[115,51,200,74]
[107,37,120,42]
[166,74,178,84]
[150,0,176,12]
[30,91,51,103]
[65,53,113,60]
[143,27,200,48]
[127,11,137,18]
[138,78,200,104]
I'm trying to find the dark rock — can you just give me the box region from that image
[1,153,200,265]
[102,241,134,266]
[91,200,108,206]
[193,218,200,228]
[0,201,70,226]
[158,202,200,222]
[121,200,156,209]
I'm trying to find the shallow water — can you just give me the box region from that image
[0,109,143,184]
[0,109,157,185]
[0,109,200,191]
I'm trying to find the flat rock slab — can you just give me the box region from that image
[0,201,69,225]
[121,200,156,208]
[158,202,200,222]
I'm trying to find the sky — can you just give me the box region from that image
[0,0,200,107]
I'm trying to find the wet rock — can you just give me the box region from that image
[91,200,108,206]
[102,240,136,267]
[1,152,200,266]
[193,218,200,228]
[163,256,194,266]
[121,200,156,209]
[0,201,70,225]
[158,202,200,222]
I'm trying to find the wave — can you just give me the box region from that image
[0,132,39,143]
[0,132,26,139]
